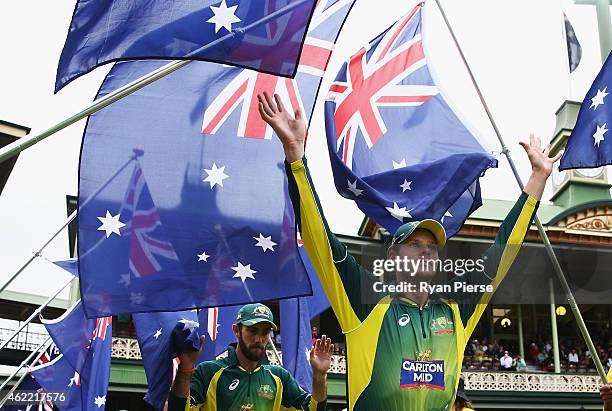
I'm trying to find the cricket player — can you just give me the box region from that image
[258,91,560,410]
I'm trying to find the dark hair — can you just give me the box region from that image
[455,397,475,410]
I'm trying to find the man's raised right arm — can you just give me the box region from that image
[258,92,372,330]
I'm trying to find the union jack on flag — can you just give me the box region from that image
[324,2,497,237]
[123,161,180,280]
[201,0,353,140]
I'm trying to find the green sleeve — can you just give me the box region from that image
[446,191,539,334]
[277,367,328,411]
[285,157,377,330]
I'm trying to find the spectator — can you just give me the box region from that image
[536,351,548,366]
[513,355,527,372]
[473,345,485,363]
[311,326,319,346]
[568,348,579,365]
[500,351,514,371]
[528,343,539,363]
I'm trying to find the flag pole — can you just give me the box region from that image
[268,336,284,367]
[0,0,311,165]
[0,150,140,294]
[433,0,608,382]
[0,336,53,403]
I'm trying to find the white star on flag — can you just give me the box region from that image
[154,328,162,339]
[97,210,125,238]
[590,87,609,110]
[231,262,257,282]
[130,292,145,304]
[392,158,407,169]
[254,234,277,252]
[179,319,200,333]
[198,251,210,262]
[119,273,131,287]
[441,210,452,224]
[207,0,241,33]
[593,123,608,147]
[385,202,413,222]
[347,180,363,196]
[400,179,412,192]
[203,163,229,188]
[94,395,106,408]
[68,376,77,387]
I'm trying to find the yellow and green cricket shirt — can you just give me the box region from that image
[285,157,538,411]
[167,344,325,411]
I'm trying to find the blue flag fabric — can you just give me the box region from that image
[34,312,112,410]
[53,259,79,276]
[324,4,497,238]
[133,310,201,411]
[78,0,355,318]
[31,355,82,411]
[41,302,96,373]
[3,373,54,411]
[559,54,612,170]
[55,0,318,92]
[280,247,329,391]
[197,305,242,362]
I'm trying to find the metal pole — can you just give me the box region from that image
[549,278,561,373]
[595,0,612,62]
[268,336,283,367]
[0,276,73,352]
[0,336,52,397]
[0,0,311,165]
[0,338,53,408]
[0,151,138,294]
[434,0,608,382]
[517,304,525,360]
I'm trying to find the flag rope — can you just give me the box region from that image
[433,0,608,382]
[0,0,312,165]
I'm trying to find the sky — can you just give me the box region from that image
[0,0,605,299]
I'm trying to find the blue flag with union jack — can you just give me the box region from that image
[34,303,112,410]
[197,305,242,362]
[55,0,319,92]
[77,0,355,318]
[324,3,497,237]
[133,310,201,411]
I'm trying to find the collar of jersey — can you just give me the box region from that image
[227,343,270,370]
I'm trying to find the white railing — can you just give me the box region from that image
[462,371,604,393]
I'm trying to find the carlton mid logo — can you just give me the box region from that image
[400,358,445,390]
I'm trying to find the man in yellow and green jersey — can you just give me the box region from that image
[258,91,560,411]
[168,303,333,411]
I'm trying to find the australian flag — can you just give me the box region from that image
[34,302,112,410]
[324,3,497,237]
[198,305,242,362]
[55,0,319,92]
[77,0,355,318]
[133,310,201,411]
[560,53,612,170]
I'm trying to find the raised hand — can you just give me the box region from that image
[178,335,205,370]
[257,91,306,163]
[310,335,334,375]
[518,133,563,178]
